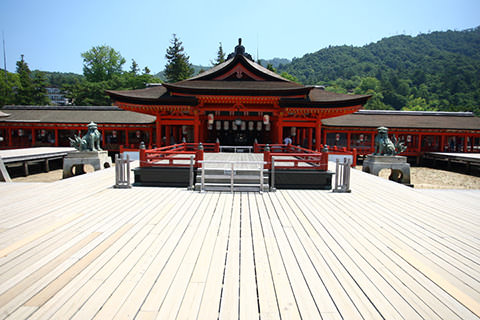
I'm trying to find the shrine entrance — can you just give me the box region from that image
[204,118,273,145]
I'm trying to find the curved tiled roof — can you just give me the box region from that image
[189,55,290,82]
[0,106,156,124]
[163,80,309,96]
[322,110,480,130]
[106,86,167,101]
[106,52,370,107]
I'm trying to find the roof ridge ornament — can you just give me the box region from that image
[227,38,253,60]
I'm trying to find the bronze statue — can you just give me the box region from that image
[373,126,406,156]
[69,122,102,151]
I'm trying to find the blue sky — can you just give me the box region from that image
[1,0,479,74]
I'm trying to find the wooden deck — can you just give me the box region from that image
[0,162,479,319]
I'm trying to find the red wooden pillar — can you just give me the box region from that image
[463,135,467,152]
[194,111,200,143]
[155,116,162,146]
[7,128,12,147]
[165,125,170,145]
[275,113,283,144]
[417,134,422,153]
[315,121,321,151]
[101,129,106,147]
[31,128,36,146]
[54,129,59,147]
[370,133,375,153]
[441,135,445,152]
[308,128,313,150]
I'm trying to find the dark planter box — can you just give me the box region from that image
[273,169,333,190]
[133,167,192,187]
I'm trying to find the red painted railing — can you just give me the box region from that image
[138,142,355,171]
[256,143,356,169]
[139,142,219,168]
[257,144,327,171]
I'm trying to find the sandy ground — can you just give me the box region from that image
[9,165,480,189]
[356,166,480,189]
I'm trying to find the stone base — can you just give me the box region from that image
[362,155,411,185]
[63,151,112,178]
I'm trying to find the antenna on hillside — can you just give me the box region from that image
[2,30,7,96]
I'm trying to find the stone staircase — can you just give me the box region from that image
[194,168,270,192]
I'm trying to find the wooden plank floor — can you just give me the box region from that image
[0,161,479,319]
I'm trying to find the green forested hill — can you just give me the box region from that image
[277,27,480,114]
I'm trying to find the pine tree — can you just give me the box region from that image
[212,42,225,66]
[164,34,194,83]
[15,55,35,105]
[31,71,50,105]
[130,59,139,75]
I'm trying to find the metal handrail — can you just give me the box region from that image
[198,160,266,193]
[219,145,253,153]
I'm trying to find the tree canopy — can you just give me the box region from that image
[277,27,480,115]
[81,45,126,82]
[164,34,194,83]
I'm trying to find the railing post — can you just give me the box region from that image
[333,157,351,193]
[188,156,194,190]
[345,158,351,191]
[264,144,271,169]
[200,161,205,192]
[259,162,264,193]
[334,158,340,190]
[215,138,220,152]
[139,147,146,167]
[114,153,131,188]
[126,154,130,187]
[115,153,120,185]
[196,143,204,168]
[270,157,276,192]
[352,148,357,167]
[230,162,234,193]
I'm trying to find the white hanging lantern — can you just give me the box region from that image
[257,121,262,131]
[216,121,221,130]
[223,121,229,130]
[263,114,270,125]
[248,121,254,131]
[265,123,271,131]
[232,122,238,130]
[208,113,214,124]
[291,127,296,136]
[241,121,246,131]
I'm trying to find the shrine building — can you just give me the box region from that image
[106,39,371,151]
[1,40,480,161]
